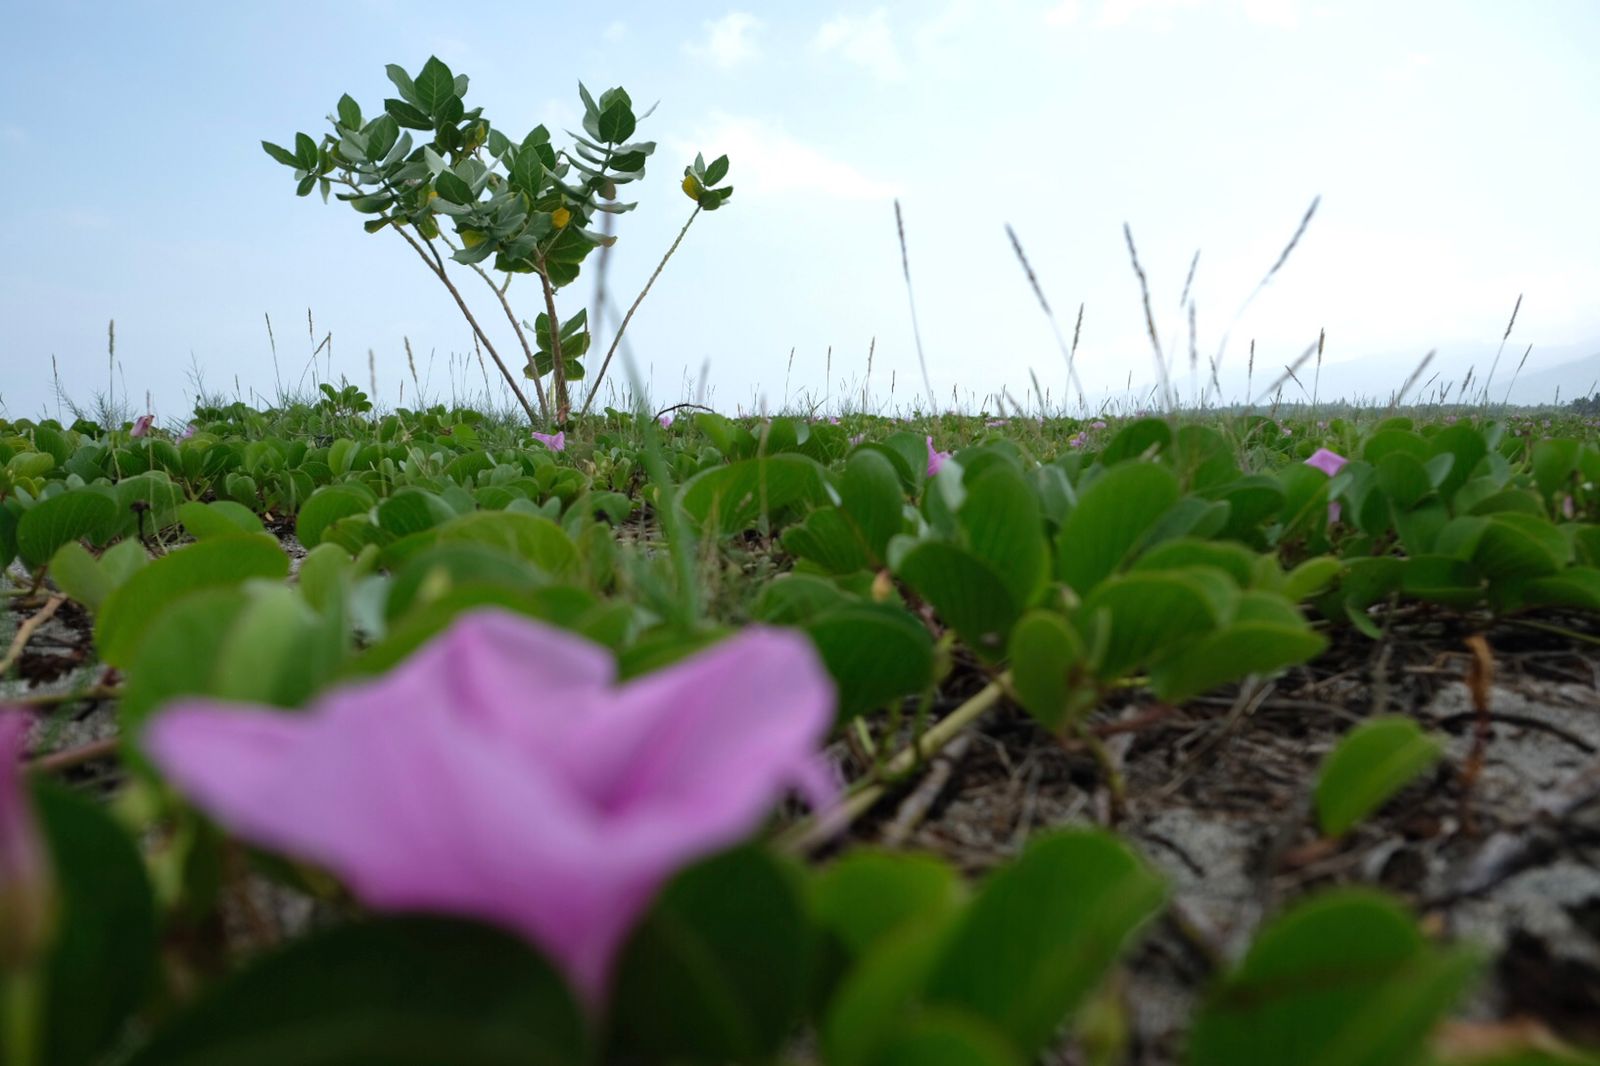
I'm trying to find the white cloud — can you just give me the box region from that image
[814,9,907,81]
[685,12,763,70]
[671,114,900,201]
[1090,0,1297,30]
[1238,0,1298,28]
[1044,1,1083,27]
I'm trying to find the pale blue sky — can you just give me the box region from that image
[3,0,1598,419]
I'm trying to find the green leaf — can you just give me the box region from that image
[925,830,1166,1059]
[294,131,319,169]
[178,500,264,540]
[961,463,1048,610]
[1376,451,1432,509]
[336,92,361,129]
[1056,461,1180,595]
[703,153,730,186]
[1148,599,1326,703]
[385,62,420,106]
[1076,569,1231,678]
[296,484,375,549]
[1008,609,1089,732]
[95,535,288,667]
[10,781,159,1066]
[386,510,578,579]
[609,847,811,1063]
[261,140,301,167]
[1189,890,1481,1066]
[895,540,1019,661]
[414,56,457,117]
[597,100,636,143]
[46,541,114,610]
[433,169,474,204]
[126,917,587,1066]
[680,455,831,535]
[1471,513,1572,581]
[810,852,965,962]
[17,489,118,567]
[1315,716,1443,838]
[807,604,934,723]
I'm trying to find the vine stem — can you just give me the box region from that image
[0,596,63,676]
[777,676,1007,856]
[580,206,701,417]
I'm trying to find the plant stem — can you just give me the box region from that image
[535,262,570,423]
[385,219,541,426]
[581,206,701,417]
[444,237,550,421]
[778,677,1006,855]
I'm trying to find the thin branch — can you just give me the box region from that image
[580,206,703,417]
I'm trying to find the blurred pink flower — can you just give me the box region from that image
[1,710,53,968]
[985,419,1009,428]
[926,436,952,477]
[1304,447,1348,478]
[657,414,673,429]
[1069,432,1088,449]
[1089,420,1107,430]
[1562,494,1576,520]
[1304,447,1349,524]
[849,433,866,447]
[179,423,197,441]
[130,414,155,438]
[531,430,566,452]
[144,611,835,1006]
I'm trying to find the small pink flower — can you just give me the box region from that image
[180,423,197,441]
[1562,494,1576,520]
[849,433,866,447]
[1281,426,1292,436]
[1305,447,1349,525]
[1089,420,1107,431]
[926,436,952,477]
[657,415,673,429]
[1069,432,1087,449]
[1,711,54,968]
[1304,447,1348,478]
[532,430,566,452]
[985,419,1009,428]
[143,611,835,1007]
[130,414,155,438]
[827,417,840,425]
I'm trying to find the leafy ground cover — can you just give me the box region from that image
[2,397,1599,1065]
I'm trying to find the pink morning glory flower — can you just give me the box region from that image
[985,419,1009,428]
[1069,432,1088,449]
[849,433,866,447]
[1304,447,1349,523]
[1304,447,1348,478]
[180,422,197,441]
[531,430,566,452]
[1,710,54,969]
[926,436,952,477]
[1089,420,1108,430]
[130,414,155,438]
[657,414,673,429]
[143,610,836,1007]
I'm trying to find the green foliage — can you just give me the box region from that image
[1315,716,1443,838]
